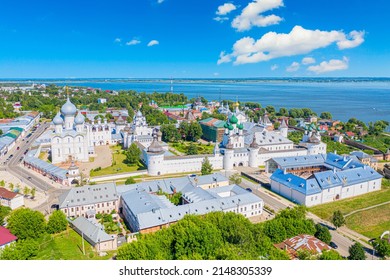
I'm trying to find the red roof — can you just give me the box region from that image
[274,234,331,259]
[0,187,17,200]
[0,226,17,246]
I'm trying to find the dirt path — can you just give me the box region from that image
[344,200,390,217]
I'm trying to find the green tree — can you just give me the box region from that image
[229,173,242,185]
[348,242,366,260]
[320,112,333,119]
[161,124,181,142]
[372,238,390,258]
[30,187,36,198]
[23,186,30,197]
[331,210,345,229]
[0,205,11,225]
[265,105,275,115]
[125,143,141,165]
[125,177,136,185]
[288,118,297,126]
[319,250,343,260]
[0,129,3,136]
[314,224,332,244]
[201,157,213,175]
[0,239,39,260]
[46,210,68,234]
[188,122,203,142]
[263,219,287,243]
[278,107,289,117]
[7,208,46,240]
[187,143,198,155]
[179,121,190,139]
[273,121,280,129]
[0,180,5,187]
[288,131,304,144]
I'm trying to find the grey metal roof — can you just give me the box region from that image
[121,179,262,231]
[58,182,118,209]
[117,173,229,196]
[24,156,68,180]
[243,125,292,147]
[70,216,115,246]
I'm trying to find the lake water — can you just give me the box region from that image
[4,78,390,125]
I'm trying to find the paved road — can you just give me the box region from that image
[1,122,53,192]
[240,177,291,211]
[0,122,68,214]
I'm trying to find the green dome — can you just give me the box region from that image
[229,114,238,124]
[224,122,229,128]
[228,124,234,130]
[237,123,244,130]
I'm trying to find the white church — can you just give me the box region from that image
[51,97,120,164]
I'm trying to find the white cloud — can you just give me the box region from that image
[302,57,315,65]
[216,3,237,15]
[231,0,284,31]
[126,39,141,46]
[270,64,278,71]
[218,26,364,65]
[114,38,121,43]
[214,16,229,22]
[157,0,164,4]
[217,51,233,65]
[337,30,365,49]
[286,62,300,72]
[307,57,349,74]
[147,40,159,47]
[213,72,220,76]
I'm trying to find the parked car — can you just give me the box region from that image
[330,241,338,249]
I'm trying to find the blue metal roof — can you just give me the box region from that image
[314,170,342,189]
[271,154,327,169]
[336,166,382,187]
[270,169,322,195]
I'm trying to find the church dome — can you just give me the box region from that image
[229,114,238,124]
[237,123,244,130]
[74,111,85,125]
[228,124,234,130]
[53,112,64,125]
[61,97,77,116]
[224,122,229,129]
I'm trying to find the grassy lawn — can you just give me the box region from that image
[322,136,357,154]
[33,229,115,260]
[345,203,390,238]
[310,179,390,221]
[361,135,390,153]
[90,145,146,177]
[169,141,214,155]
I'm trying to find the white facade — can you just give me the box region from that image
[141,111,326,176]
[123,110,154,149]
[50,98,123,164]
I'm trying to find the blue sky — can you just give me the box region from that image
[0,0,389,78]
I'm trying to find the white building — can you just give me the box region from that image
[138,108,326,176]
[0,187,24,210]
[118,174,263,234]
[269,153,383,206]
[123,110,154,149]
[50,98,124,164]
